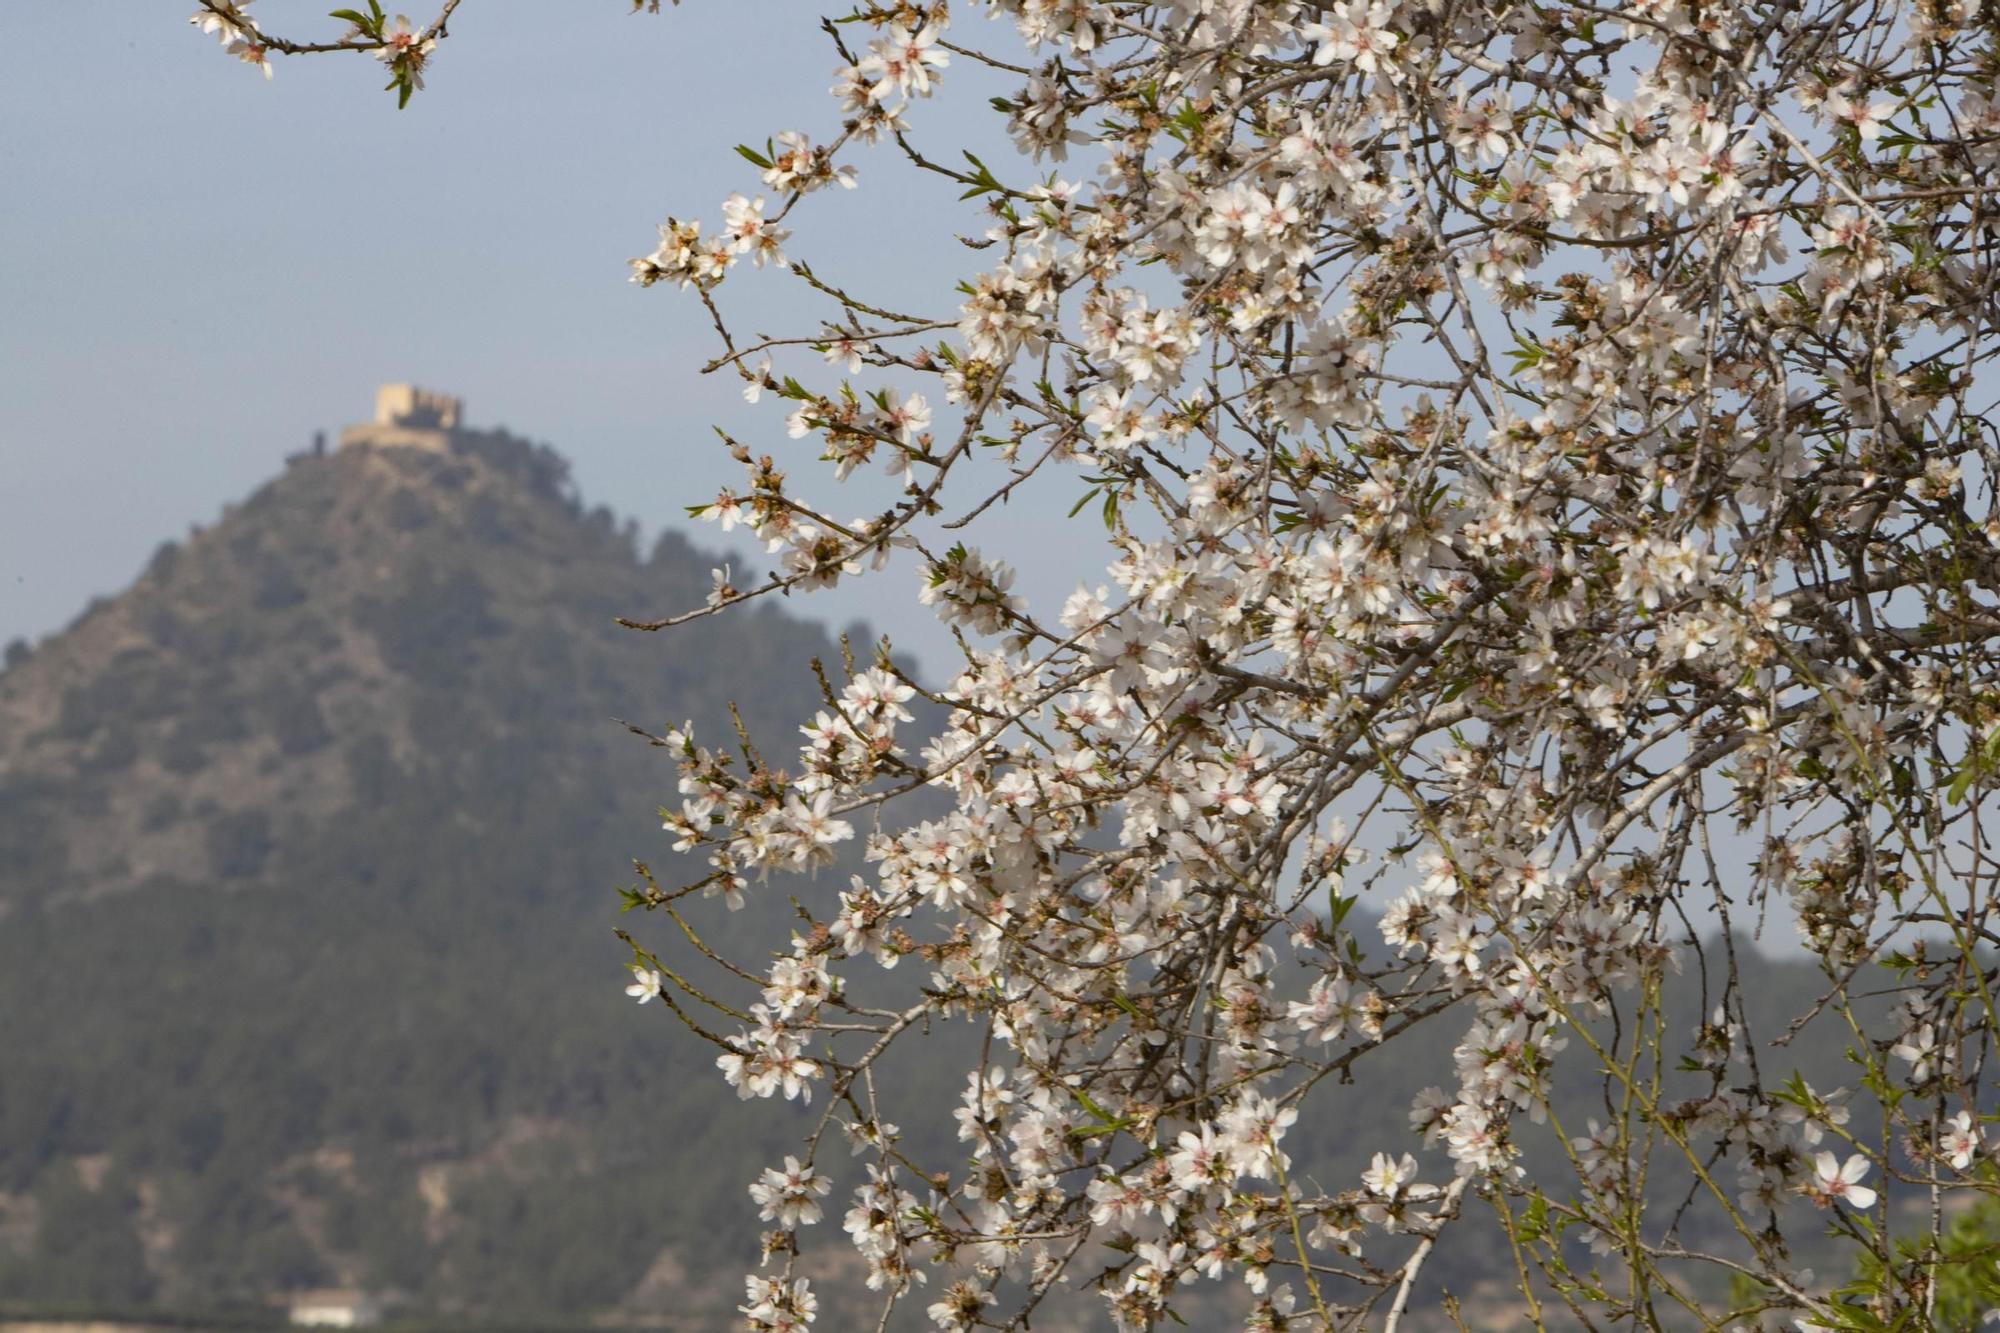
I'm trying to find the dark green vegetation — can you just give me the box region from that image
[0,429,1904,1329]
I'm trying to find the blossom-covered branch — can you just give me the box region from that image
[200,0,2000,1325]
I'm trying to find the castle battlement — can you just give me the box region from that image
[339,384,463,452]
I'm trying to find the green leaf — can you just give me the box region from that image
[1518,1191,1549,1243]
[1942,728,2000,805]
[1505,331,1546,375]
[956,150,1006,200]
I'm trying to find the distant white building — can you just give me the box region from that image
[287,1290,383,1328]
[338,383,463,453]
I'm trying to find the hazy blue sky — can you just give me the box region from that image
[1,3,1079,676]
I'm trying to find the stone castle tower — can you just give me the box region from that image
[338,384,463,452]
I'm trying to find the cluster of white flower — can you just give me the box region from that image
[618,0,2000,1308]
[740,1274,817,1332]
[215,0,2000,1323]
[192,1,438,92]
[188,0,271,78]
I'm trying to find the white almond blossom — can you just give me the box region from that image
[1806,1152,1878,1212]
[1940,1111,1984,1171]
[623,967,664,1005]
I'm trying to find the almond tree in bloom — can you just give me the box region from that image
[199,0,2000,1326]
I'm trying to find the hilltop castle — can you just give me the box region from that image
[338,384,463,452]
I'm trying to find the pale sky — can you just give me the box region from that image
[0,2,1077,676]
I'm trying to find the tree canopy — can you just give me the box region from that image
[191,0,2000,1327]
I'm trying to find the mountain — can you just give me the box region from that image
[0,427,871,1324]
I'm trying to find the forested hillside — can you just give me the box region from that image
[0,431,885,1325]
